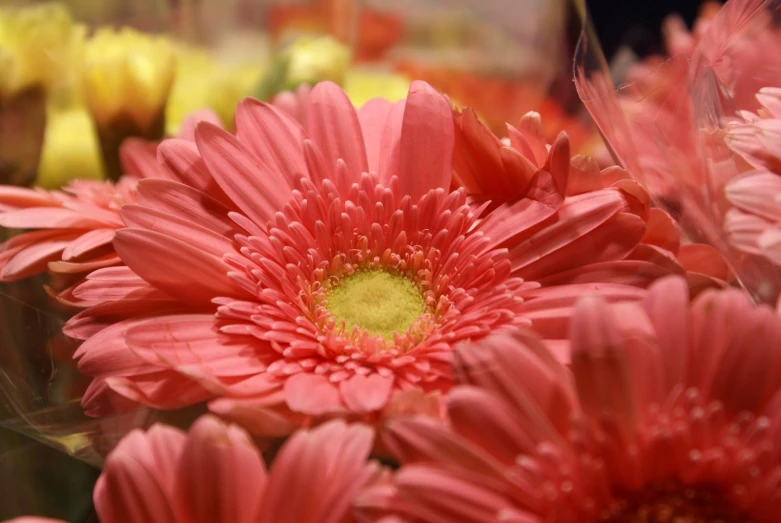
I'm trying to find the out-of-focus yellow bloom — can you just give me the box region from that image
[343,69,411,107]
[166,45,265,135]
[286,35,351,87]
[83,27,175,131]
[37,106,104,188]
[0,3,83,100]
[255,35,350,100]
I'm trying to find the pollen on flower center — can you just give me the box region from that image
[600,482,755,523]
[325,270,426,341]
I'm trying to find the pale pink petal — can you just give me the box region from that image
[156,139,230,203]
[306,81,369,187]
[396,81,454,201]
[178,108,223,141]
[123,314,264,377]
[0,207,106,229]
[339,373,394,413]
[113,228,243,305]
[119,138,164,179]
[93,425,185,523]
[378,100,406,186]
[643,276,690,392]
[135,179,236,237]
[358,98,394,175]
[570,295,638,437]
[259,420,376,523]
[195,122,292,228]
[173,415,266,523]
[235,98,307,186]
[283,373,344,415]
[1,234,79,280]
[393,465,524,523]
[120,205,235,257]
[61,228,116,261]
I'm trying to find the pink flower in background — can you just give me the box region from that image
[361,276,781,522]
[8,416,381,523]
[0,109,224,306]
[724,87,781,268]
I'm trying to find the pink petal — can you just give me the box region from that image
[357,98,394,175]
[235,98,308,186]
[119,137,164,179]
[114,228,243,305]
[94,425,185,523]
[570,295,638,437]
[306,81,368,188]
[173,415,267,523]
[396,81,454,201]
[339,373,394,413]
[1,233,79,280]
[377,100,406,186]
[121,204,235,258]
[260,420,375,523]
[135,179,236,237]
[178,108,223,141]
[195,122,292,229]
[643,276,689,392]
[393,465,522,523]
[283,373,344,415]
[124,314,264,377]
[156,139,229,203]
[0,207,106,228]
[61,228,116,260]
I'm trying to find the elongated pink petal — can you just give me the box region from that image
[339,373,394,413]
[195,122,292,229]
[156,139,230,204]
[259,420,375,523]
[396,81,454,201]
[235,98,308,186]
[120,138,165,180]
[114,228,243,305]
[358,98,394,175]
[124,314,264,377]
[283,373,344,415]
[121,205,235,258]
[306,81,369,187]
[135,179,236,237]
[0,207,106,228]
[94,426,185,523]
[61,228,116,261]
[174,416,267,523]
[1,233,79,280]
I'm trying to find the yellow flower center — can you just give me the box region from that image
[326,270,425,341]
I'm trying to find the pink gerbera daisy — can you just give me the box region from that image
[724,87,781,270]
[69,80,696,433]
[10,415,381,523]
[0,109,223,305]
[362,275,781,522]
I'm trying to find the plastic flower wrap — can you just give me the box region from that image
[575,0,781,305]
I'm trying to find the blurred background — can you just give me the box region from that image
[0,0,714,521]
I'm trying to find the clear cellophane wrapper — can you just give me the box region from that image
[0,0,596,518]
[575,0,781,306]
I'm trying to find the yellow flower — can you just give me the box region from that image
[343,69,412,107]
[285,35,351,87]
[255,35,351,100]
[83,27,175,131]
[37,106,104,188]
[0,2,82,100]
[166,44,264,135]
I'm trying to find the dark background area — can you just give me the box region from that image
[586,0,720,59]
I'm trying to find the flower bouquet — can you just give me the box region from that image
[3,0,781,522]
